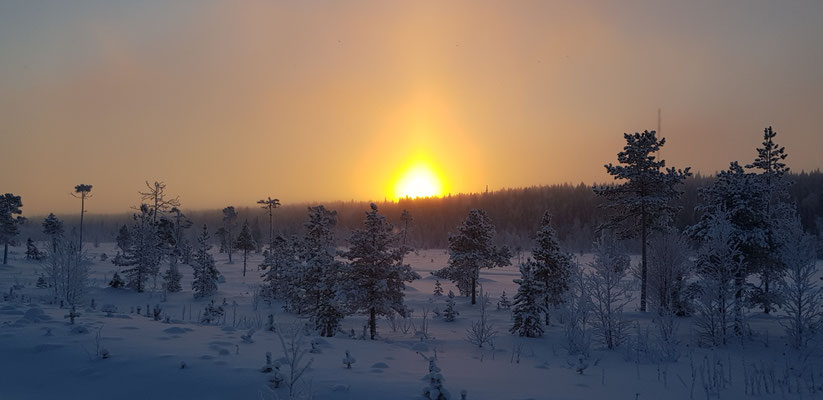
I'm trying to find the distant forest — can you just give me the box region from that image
[18,170,823,255]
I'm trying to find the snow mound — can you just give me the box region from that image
[164,327,188,334]
[70,325,90,335]
[371,362,389,369]
[20,307,51,323]
[411,342,429,352]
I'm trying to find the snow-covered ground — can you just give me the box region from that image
[1,244,821,400]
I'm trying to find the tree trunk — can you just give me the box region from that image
[243,252,247,277]
[471,274,477,305]
[763,272,771,314]
[79,196,85,255]
[640,217,647,312]
[369,308,376,340]
[3,243,8,265]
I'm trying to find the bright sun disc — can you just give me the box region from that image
[393,163,444,199]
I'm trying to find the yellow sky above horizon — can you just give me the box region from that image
[1,1,822,214]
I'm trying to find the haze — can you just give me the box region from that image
[1,0,822,215]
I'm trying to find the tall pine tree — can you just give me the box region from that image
[0,193,25,265]
[234,221,256,277]
[594,130,691,312]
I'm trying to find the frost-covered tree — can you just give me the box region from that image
[259,235,299,304]
[25,238,43,261]
[689,162,766,331]
[779,220,821,349]
[71,184,92,253]
[0,193,25,265]
[693,209,742,346]
[170,207,192,264]
[467,288,497,347]
[42,213,64,254]
[531,212,573,324]
[435,209,511,304]
[587,233,632,349]
[443,290,458,322]
[138,181,180,224]
[497,290,511,310]
[115,225,131,255]
[298,205,349,336]
[647,231,692,316]
[422,359,451,400]
[43,230,88,305]
[257,197,280,250]
[234,221,256,277]
[594,130,691,312]
[162,262,182,293]
[511,259,547,337]
[114,205,161,292]
[222,206,238,263]
[191,225,219,299]
[745,127,795,314]
[342,203,420,340]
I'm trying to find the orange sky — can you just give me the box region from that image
[1,1,822,214]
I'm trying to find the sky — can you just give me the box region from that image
[1,0,822,215]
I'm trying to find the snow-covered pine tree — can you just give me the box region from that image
[443,290,458,322]
[594,130,691,312]
[114,205,161,292]
[109,271,125,288]
[497,290,511,310]
[191,225,219,299]
[25,238,43,261]
[234,221,256,277]
[434,209,511,305]
[689,162,765,335]
[0,193,25,265]
[586,233,632,349]
[42,213,64,255]
[342,203,420,340]
[778,219,821,349]
[433,280,443,296]
[531,212,573,324]
[222,206,238,263]
[745,126,795,314]
[162,262,182,293]
[299,205,348,337]
[510,259,547,337]
[693,208,741,346]
[259,235,298,305]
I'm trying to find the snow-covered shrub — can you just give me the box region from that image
[343,350,356,369]
[496,290,511,311]
[201,300,224,324]
[778,224,821,349]
[466,290,497,347]
[422,359,451,400]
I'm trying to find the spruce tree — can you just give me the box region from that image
[510,259,547,337]
[745,126,795,314]
[42,213,64,254]
[115,225,131,255]
[594,130,691,312]
[192,225,219,299]
[163,263,183,293]
[234,221,256,277]
[342,203,419,340]
[531,212,573,324]
[25,238,43,261]
[115,205,162,293]
[0,193,25,265]
[259,235,298,304]
[435,209,511,304]
[443,290,458,322]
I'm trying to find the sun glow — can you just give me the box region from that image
[392,161,445,199]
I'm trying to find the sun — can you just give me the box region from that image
[393,162,445,199]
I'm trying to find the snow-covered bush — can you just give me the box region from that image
[422,359,451,400]
[586,233,631,349]
[510,260,547,338]
[443,291,458,322]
